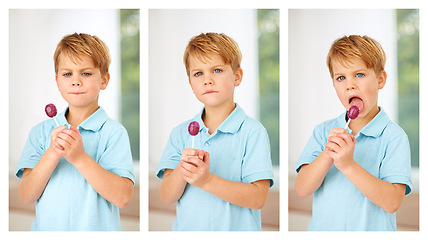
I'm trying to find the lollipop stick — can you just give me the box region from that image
[54,117,59,127]
[344,118,351,129]
[192,136,195,149]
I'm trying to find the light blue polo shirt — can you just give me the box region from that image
[296,107,412,231]
[156,104,274,231]
[16,107,135,231]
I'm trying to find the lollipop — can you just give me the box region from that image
[344,106,360,129]
[45,103,59,127]
[188,121,200,148]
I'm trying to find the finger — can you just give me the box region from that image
[53,145,64,155]
[54,141,65,151]
[325,142,339,153]
[61,129,81,141]
[329,128,347,137]
[56,132,74,144]
[202,151,210,164]
[182,148,198,158]
[324,148,335,158]
[180,163,195,178]
[51,125,66,136]
[70,126,80,133]
[336,133,355,145]
[328,136,346,148]
[55,137,71,149]
[181,161,197,172]
[184,156,202,167]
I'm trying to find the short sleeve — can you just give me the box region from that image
[241,126,274,187]
[156,126,184,179]
[15,124,49,179]
[98,124,135,184]
[379,132,412,195]
[295,124,326,173]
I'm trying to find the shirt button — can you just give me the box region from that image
[205,141,211,147]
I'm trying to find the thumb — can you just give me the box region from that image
[202,151,210,165]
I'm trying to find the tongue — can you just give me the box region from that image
[350,97,363,111]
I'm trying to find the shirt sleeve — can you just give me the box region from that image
[98,124,135,184]
[241,126,274,187]
[379,130,413,195]
[295,124,326,173]
[15,123,49,179]
[156,126,184,179]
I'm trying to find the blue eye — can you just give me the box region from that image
[214,69,222,73]
[83,72,92,76]
[356,73,364,78]
[194,72,202,77]
[63,73,72,77]
[337,76,345,81]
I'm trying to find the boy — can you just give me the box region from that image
[295,35,412,231]
[156,32,274,231]
[15,33,135,231]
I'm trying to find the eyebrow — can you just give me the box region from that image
[333,68,367,76]
[58,66,96,71]
[190,64,225,71]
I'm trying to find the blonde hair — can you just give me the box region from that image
[327,35,386,78]
[183,32,242,76]
[54,33,111,76]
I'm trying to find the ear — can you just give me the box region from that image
[100,72,110,90]
[377,70,387,90]
[234,68,243,87]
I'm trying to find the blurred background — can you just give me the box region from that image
[148,9,280,231]
[8,9,140,231]
[288,9,419,231]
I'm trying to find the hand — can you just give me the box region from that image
[180,148,205,162]
[53,126,86,164]
[325,128,356,171]
[180,150,211,188]
[49,125,67,160]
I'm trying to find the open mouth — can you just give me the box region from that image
[348,96,364,111]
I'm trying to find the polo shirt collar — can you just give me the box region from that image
[340,106,390,138]
[194,103,247,134]
[56,106,108,132]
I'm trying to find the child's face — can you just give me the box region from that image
[188,53,242,110]
[56,53,109,109]
[331,57,386,119]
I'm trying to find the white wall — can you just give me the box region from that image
[288,9,397,174]
[149,9,259,171]
[9,9,120,168]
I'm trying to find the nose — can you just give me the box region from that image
[346,79,356,91]
[71,76,82,87]
[204,74,214,86]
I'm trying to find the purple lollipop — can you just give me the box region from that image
[344,106,360,129]
[45,103,59,127]
[348,106,360,120]
[188,121,200,148]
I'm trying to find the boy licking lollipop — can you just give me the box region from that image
[16,33,135,231]
[156,32,274,231]
[295,35,412,231]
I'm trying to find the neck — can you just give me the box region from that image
[66,103,99,127]
[203,102,236,134]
